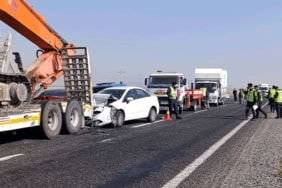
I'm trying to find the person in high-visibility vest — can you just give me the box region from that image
[245,83,256,119]
[268,85,276,113]
[254,85,267,119]
[167,82,182,119]
[200,87,209,109]
[274,86,282,118]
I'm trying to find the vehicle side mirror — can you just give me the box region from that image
[144,78,147,85]
[126,97,134,102]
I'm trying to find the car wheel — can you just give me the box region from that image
[147,108,157,122]
[110,107,118,128]
[116,110,125,127]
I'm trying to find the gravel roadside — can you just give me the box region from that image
[221,112,282,188]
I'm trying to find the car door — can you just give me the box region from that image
[135,88,152,118]
[122,89,139,120]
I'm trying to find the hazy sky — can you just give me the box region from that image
[1,0,282,89]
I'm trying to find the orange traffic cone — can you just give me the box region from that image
[163,109,172,121]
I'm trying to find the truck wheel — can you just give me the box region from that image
[147,107,157,122]
[63,100,83,134]
[41,101,62,139]
[116,110,125,127]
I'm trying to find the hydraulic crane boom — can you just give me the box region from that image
[0,0,93,106]
[0,0,66,50]
[0,0,76,96]
[0,0,93,138]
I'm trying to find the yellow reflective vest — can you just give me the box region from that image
[246,88,255,102]
[269,88,275,98]
[168,86,177,100]
[275,90,282,103]
[255,90,263,102]
[200,87,207,97]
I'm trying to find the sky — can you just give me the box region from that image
[1,0,282,89]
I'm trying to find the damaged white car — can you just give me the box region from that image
[92,86,160,127]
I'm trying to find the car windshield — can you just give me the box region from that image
[147,76,180,88]
[93,82,127,93]
[195,83,217,92]
[99,89,126,99]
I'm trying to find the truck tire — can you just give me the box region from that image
[147,107,157,122]
[41,101,62,139]
[63,100,83,134]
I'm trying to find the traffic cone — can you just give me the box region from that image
[163,109,172,121]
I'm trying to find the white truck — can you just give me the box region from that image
[144,71,187,110]
[194,68,228,106]
[259,83,269,98]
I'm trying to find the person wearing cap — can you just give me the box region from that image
[245,83,256,119]
[254,85,267,119]
[268,85,276,113]
[167,82,182,119]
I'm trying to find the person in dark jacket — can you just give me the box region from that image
[268,85,276,113]
[233,88,237,102]
[245,83,256,120]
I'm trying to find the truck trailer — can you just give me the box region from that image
[194,68,228,106]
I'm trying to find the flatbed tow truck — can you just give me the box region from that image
[0,0,93,139]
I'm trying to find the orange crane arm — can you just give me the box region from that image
[0,0,74,96]
[0,0,66,50]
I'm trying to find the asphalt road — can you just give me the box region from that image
[0,100,281,188]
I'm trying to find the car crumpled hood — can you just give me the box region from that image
[93,93,117,106]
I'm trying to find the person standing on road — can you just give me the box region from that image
[245,83,256,120]
[274,86,282,118]
[254,85,267,119]
[233,88,237,102]
[167,82,182,119]
[238,88,245,104]
[176,86,185,114]
[200,87,209,109]
[268,85,276,113]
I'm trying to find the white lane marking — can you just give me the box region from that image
[131,120,164,128]
[99,138,113,143]
[0,154,24,162]
[194,109,207,114]
[161,102,268,188]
